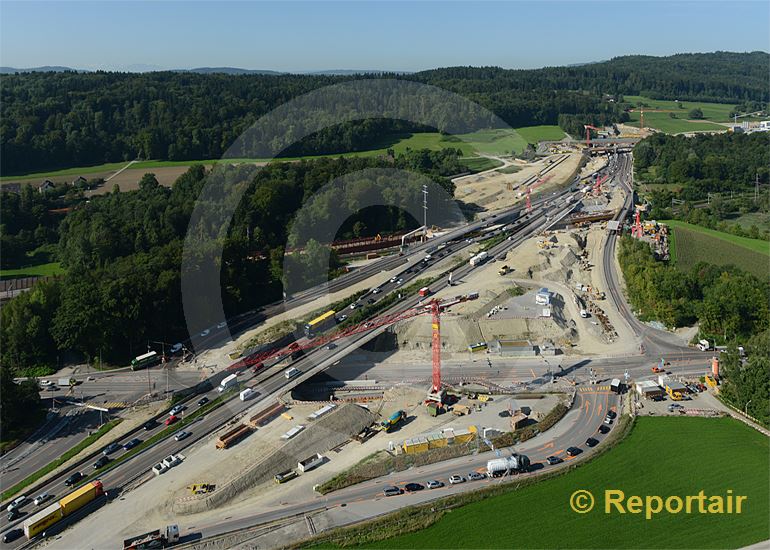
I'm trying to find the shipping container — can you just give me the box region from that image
[22,502,63,539]
[59,481,104,516]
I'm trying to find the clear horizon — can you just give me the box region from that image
[1,1,768,72]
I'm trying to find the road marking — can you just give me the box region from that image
[538,441,555,451]
[529,368,537,379]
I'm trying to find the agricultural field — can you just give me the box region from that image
[625,111,727,133]
[623,95,735,133]
[729,212,770,233]
[623,95,738,122]
[664,220,769,278]
[339,417,769,549]
[515,124,567,143]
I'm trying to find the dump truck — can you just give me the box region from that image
[122,524,179,550]
[486,454,530,477]
[23,481,104,539]
[274,470,298,484]
[380,410,406,432]
[216,424,253,449]
[498,265,510,276]
[452,404,471,416]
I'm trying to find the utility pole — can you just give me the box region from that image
[422,184,428,242]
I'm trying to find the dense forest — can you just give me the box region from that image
[618,236,769,339]
[0,149,461,373]
[634,133,770,200]
[717,331,770,426]
[4,51,767,175]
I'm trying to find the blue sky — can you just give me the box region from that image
[1,1,768,72]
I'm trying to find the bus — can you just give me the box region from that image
[131,351,160,371]
[304,310,336,338]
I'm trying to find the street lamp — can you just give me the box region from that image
[744,399,752,416]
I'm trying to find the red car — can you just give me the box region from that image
[165,415,179,426]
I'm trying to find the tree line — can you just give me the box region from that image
[618,236,769,340]
[9,50,768,175]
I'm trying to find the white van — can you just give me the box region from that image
[239,388,256,401]
[284,367,301,379]
[7,496,26,512]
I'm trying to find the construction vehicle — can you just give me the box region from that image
[696,339,711,352]
[274,470,298,484]
[122,524,179,550]
[452,404,471,416]
[704,375,718,388]
[380,410,406,432]
[498,265,510,276]
[666,386,684,401]
[188,483,215,495]
[651,366,664,373]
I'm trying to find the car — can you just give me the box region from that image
[367,298,375,304]
[2,529,23,543]
[606,410,617,419]
[586,438,599,448]
[33,493,50,506]
[197,397,209,406]
[174,430,191,442]
[448,475,465,485]
[396,278,403,285]
[169,343,184,355]
[64,471,83,486]
[124,438,142,450]
[143,419,157,430]
[390,277,398,283]
[169,405,186,416]
[165,415,179,426]
[426,480,444,489]
[102,442,121,455]
[468,472,485,481]
[93,456,110,469]
[6,496,26,513]
[40,379,53,386]
[324,343,337,350]
[404,482,424,492]
[546,455,563,465]
[566,447,581,457]
[216,321,227,330]
[383,486,402,497]
[651,395,665,402]
[349,303,358,310]
[603,415,613,425]
[7,509,20,521]
[284,367,301,379]
[199,329,210,337]
[337,314,347,322]
[372,287,381,294]
[86,376,96,381]
[598,425,610,434]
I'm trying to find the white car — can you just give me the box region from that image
[169,343,184,354]
[426,480,444,489]
[448,475,465,485]
[284,367,301,379]
[390,276,398,283]
[40,380,52,386]
[372,287,381,294]
[216,321,227,330]
[199,329,210,337]
[6,496,26,513]
[33,493,50,506]
[337,314,347,322]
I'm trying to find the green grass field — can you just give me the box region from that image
[1,126,563,182]
[352,417,769,549]
[624,95,738,122]
[663,220,769,278]
[626,111,727,133]
[729,212,770,232]
[0,262,64,280]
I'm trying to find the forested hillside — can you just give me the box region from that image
[3,51,767,175]
[0,150,460,373]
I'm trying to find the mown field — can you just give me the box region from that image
[623,95,733,133]
[0,261,64,280]
[664,220,769,278]
[625,111,727,133]
[624,95,737,122]
[331,417,768,549]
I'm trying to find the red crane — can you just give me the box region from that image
[593,174,607,196]
[631,209,644,238]
[228,295,464,396]
[584,124,599,147]
[525,186,532,213]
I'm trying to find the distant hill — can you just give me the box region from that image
[183,67,284,75]
[0,66,78,74]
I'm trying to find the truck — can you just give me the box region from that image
[57,377,76,387]
[610,378,621,394]
[23,481,104,539]
[239,388,256,401]
[486,454,530,477]
[218,373,238,393]
[274,470,299,484]
[380,410,406,432]
[469,251,488,267]
[122,524,180,550]
[418,287,431,298]
[498,265,510,276]
[297,453,324,473]
[696,339,711,352]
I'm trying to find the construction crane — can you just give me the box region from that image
[525,186,532,213]
[584,125,600,147]
[228,295,471,397]
[631,208,644,238]
[593,174,607,196]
